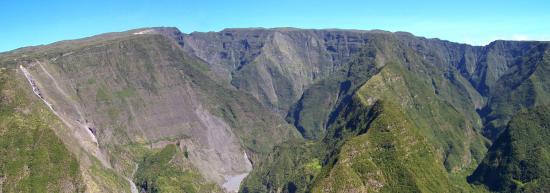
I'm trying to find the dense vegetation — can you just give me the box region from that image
[313,100,454,192]
[479,42,550,139]
[1,27,549,193]
[0,68,84,192]
[135,144,222,193]
[242,34,490,192]
[469,105,550,192]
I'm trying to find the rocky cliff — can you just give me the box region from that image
[1,27,549,193]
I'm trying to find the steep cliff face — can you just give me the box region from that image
[181,28,550,142]
[0,68,85,193]
[1,29,299,192]
[2,27,549,193]
[231,29,549,192]
[478,42,550,139]
[241,36,490,192]
[180,28,394,114]
[394,36,550,139]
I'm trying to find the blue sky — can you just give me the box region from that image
[1,0,549,52]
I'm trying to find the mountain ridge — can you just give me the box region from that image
[7,26,550,56]
[1,26,549,193]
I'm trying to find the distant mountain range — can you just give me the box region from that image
[0,27,548,193]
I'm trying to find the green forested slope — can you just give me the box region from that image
[469,105,550,192]
[1,27,549,193]
[479,43,550,139]
[135,144,222,193]
[0,68,84,192]
[242,40,489,192]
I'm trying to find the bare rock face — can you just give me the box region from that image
[5,26,549,193]
[12,32,296,191]
[180,28,393,114]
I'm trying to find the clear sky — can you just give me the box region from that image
[1,0,549,52]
